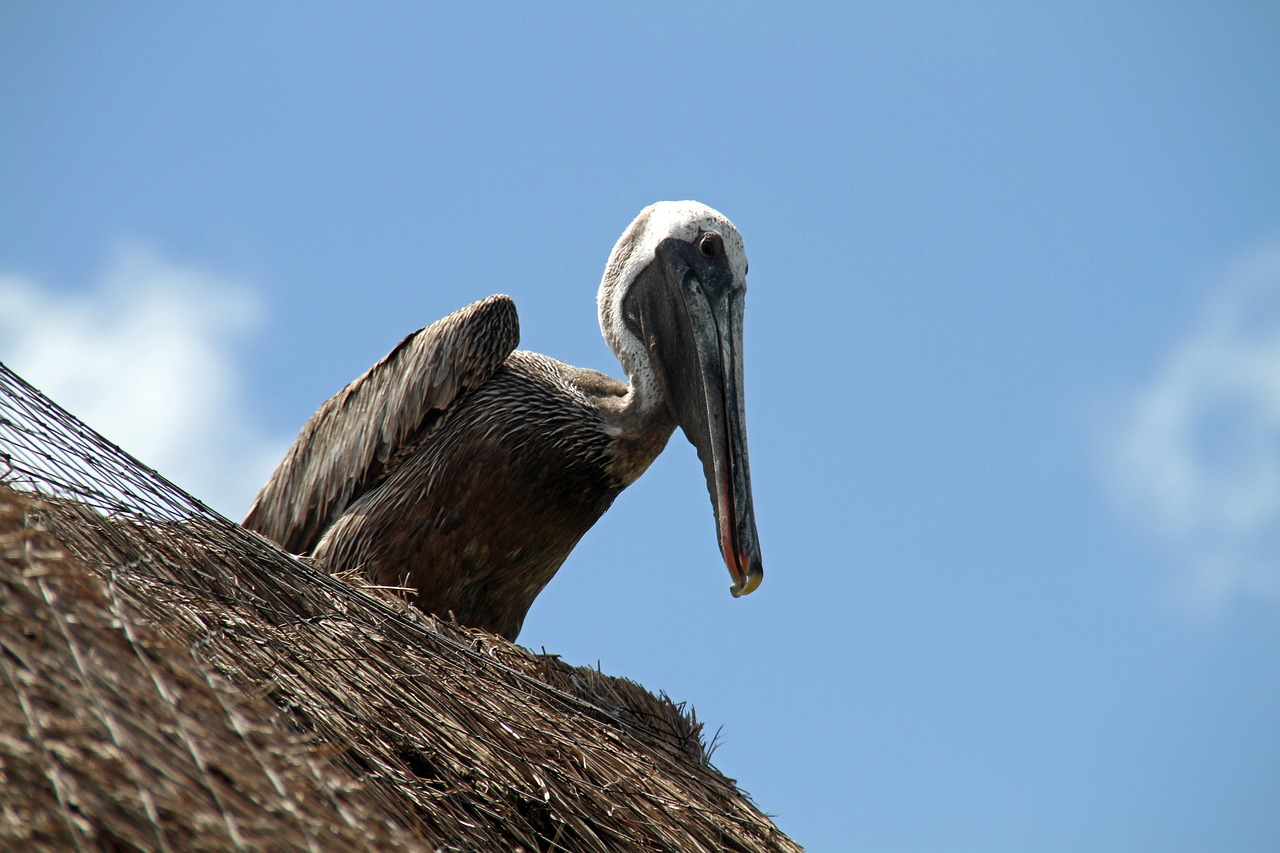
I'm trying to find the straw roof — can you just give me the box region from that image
[0,362,802,852]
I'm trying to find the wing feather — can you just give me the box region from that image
[243,294,519,553]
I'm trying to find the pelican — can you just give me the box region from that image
[244,201,763,640]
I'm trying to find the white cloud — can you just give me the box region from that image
[0,245,287,518]
[1106,237,1280,616]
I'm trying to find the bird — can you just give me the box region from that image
[243,201,763,641]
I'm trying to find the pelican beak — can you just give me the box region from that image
[622,238,764,598]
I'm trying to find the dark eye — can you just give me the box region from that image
[698,232,723,259]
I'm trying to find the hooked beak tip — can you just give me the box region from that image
[729,566,763,598]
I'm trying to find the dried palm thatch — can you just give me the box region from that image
[0,362,802,852]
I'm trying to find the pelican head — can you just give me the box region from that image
[599,201,763,599]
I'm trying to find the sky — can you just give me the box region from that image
[2,3,1278,849]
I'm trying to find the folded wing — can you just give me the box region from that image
[244,294,520,554]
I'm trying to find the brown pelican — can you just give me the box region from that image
[244,201,762,640]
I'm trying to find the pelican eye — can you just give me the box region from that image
[698,232,723,259]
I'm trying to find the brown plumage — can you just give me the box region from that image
[244,202,763,640]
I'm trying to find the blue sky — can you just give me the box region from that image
[2,3,1278,849]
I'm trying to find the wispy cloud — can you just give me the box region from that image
[0,245,286,517]
[1105,237,1280,616]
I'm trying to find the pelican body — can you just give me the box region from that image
[244,202,762,640]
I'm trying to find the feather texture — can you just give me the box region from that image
[244,294,519,555]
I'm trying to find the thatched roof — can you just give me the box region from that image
[0,363,801,852]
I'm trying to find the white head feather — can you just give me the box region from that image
[597,201,747,390]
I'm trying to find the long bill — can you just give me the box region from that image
[626,245,764,597]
